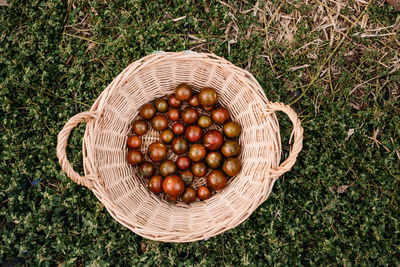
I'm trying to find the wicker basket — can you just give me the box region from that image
[56,51,303,242]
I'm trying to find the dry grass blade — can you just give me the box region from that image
[387,0,400,11]
[290,0,375,105]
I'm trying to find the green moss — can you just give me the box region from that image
[0,0,399,265]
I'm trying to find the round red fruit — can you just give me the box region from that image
[188,144,206,162]
[211,107,230,125]
[188,95,200,107]
[127,149,143,166]
[176,156,191,170]
[198,87,217,107]
[132,120,148,136]
[151,115,168,131]
[191,162,207,177]
[127,136,142,149]
[171,137,189,155]
[197,186,211,200]
[154,99,168,112]
[172,122,185,135]
[140,103,156,120]
[206,169,227,191]
[168,108,180,121]
[168,95,182,108]
[202,130,224,151]
[185,125,202,143]
[181,170,194,186]
[148,142,167,162]
[181,107,199,125]
[222,158,241,176]
[148,175,163,194]
[159,160,177,177]
[181,187,197,203]
[223,121,241,138]
[162,175,185,197]
[139,162,155,178]
[174,83,193,101]
[160,129,174,144]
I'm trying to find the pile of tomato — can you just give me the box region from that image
[127,84,242,203]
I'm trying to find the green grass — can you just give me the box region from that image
[1,0,399,265]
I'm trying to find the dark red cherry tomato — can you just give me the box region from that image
[139,161,155,178]
[148,175,163,194]
[127,135,142,149]
[206,169,227,191]
[181,107,199,125]
[171,137,189,155]
[160,129,174,144]
[168,95,182,108]
[211,107,230,125]
[127,149,143,166]
[188,144,206,162]
[185,125,202,143]
[159,160,177,177]
[176,156,191,170]
[165,195,177,202]
[197,115,212,128]
[223,121,241,138]
[148,142,167,162]
[174,83,193,101]
[221,140,241,157]
[197,186,211,200]
[181,187,197,203]
[222,158,241,176]
[151,115,168,131]
[198,87,217,107]
[205,151,223,169]
[181,170,194,186]
[154,99,168,112]
[140,103,156,120]
[172,122,185,135]
[202,130,224,150]
[168,108,180,121]
[162,175,185,197]
[191,162,207,177]
[132,120,148,136]
[188,94,200,107]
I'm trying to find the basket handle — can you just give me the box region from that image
[265,102,303,177]
[56,111,99,189]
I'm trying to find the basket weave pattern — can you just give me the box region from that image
[56,52,303,242]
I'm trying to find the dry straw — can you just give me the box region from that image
[56,51,303,242]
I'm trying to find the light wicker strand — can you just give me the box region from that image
[264,102,304,177]
[57,111,99,189]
